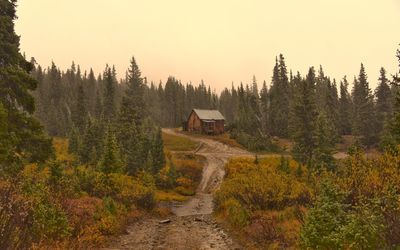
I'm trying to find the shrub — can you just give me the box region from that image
[215,159,312,211]
[301,182,387,249]
[214,157,311,248]
[20,164,71,242]
[63,196,103,236]
[0,180,33,249]
[245,208,303,247]
[220,198,249,228]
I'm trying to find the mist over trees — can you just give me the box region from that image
[30,51,400,168]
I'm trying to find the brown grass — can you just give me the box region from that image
[177,128,244,149]
[162,132,199,151]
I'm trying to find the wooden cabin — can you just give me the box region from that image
[184,109,225,135]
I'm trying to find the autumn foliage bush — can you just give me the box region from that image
[217,152,400,248]
[156,151,204,199]
[0,138,157,249]
[301,151,400,249]
[214,157,311,248]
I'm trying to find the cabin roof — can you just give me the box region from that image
[192,109,225,120]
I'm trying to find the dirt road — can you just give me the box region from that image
[106,129,250,250]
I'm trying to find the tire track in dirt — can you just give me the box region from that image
[105,129,250,250]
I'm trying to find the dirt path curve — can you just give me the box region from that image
[105,129,251,250]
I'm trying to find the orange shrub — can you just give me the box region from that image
[214,157,312,248]
[63,196,103,236]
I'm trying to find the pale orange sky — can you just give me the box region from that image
[15,0,400,92]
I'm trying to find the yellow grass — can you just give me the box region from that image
[155,190,188,202]
[162,132,199,151]
[176,128,244,150]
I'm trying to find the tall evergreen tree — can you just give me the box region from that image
[79,118,104,164]
[259,80,269,135]
[352,64,377,146]
[71,83,87,131]
[117,57,148,174]
[102,65,116,121]
[390,47,400,143]
[99,125,124,174]
[291,67,318,167]
[269,55,290,137]
[338,77,352,135]
[313,113,336,170]
[375,67,393,134]
[150,127,165,174]
[0,0,53,172]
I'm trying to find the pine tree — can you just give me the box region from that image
[338,77,352,135]
[151,127,165,174]
[390,47,400,143]
[291,67,318,167]
[315,66,328,111]
[313,113,336,170]
[0,0,53,171]
[79,118,104,164]
[375,67,393,135]
[98,125,124,174]
[259,80,269,135]
[68,125,81,154]
[251,75,259,98]
[102,65,116,121]
[117,57,148,174]
[71,83,87,131]
[325,79,340,138]
[301,182,346,249]
[94,89,103,119]
[86,68,97,115]
[269,55,290,137]
[352,64,377,146]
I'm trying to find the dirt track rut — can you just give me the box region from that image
[106,129,250,250]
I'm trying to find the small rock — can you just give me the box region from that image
[159,219,171,224]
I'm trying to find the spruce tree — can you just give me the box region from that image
[150,127,165,174]
[117,57,148,174]
[338,77,352,135]
[375,67,393,135]
[269,55,290,137]
[71,83,87,131]
[86,68,97,115]
[390,47,400,143]
[352,64,377,146]
[313,113,336,170]
[98,125,124,174]
[0,0,53,171]
[79,118,103,164]
[68,125,81,154]
[259,80,269,135]
[94,89,103,119]
[291,67,318,167]
[102,65,116,121]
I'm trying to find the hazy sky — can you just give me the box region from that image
[15,0,400,91]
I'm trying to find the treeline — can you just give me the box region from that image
[32,58,165,175]
[218,56,396,154]
[32,52,398,168]
[31,63,219,134]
